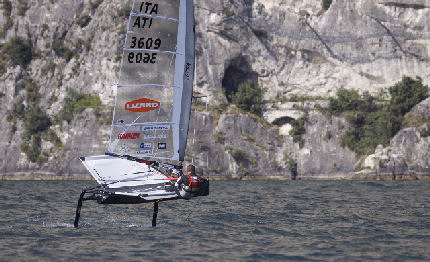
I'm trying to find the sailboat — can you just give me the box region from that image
[73,0,209,228]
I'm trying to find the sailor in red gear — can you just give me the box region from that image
[175,164,201,199]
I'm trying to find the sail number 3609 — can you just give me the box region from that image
[128,52,157,64]
[130,37,161,49]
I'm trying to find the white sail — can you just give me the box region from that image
[108,0,195,162]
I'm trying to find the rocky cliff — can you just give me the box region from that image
[0,0,429,179]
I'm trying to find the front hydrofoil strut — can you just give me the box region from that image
[152,202,159,227]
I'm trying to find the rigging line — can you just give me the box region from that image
[122,48,183,55]
[155,46,177,135]
[112,122,177,127]
[118,84,179,88]
[110,115,142,152]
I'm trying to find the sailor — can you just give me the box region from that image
[175,164,201,199]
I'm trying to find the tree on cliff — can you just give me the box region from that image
[329,76,428,156]
[230,80,265,116]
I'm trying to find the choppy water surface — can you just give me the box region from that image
[0,180,429,261]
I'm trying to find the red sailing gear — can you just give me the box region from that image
[183,173,200,192]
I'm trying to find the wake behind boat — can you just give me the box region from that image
[74,0,209,228]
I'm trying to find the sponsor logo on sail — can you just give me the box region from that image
[118,133,140,140]
[158,143,167,149]
[125,98,160,113]
[140,143,152,149]
[136,150,151,156]
[144,134,168,139]
[142,125,170,131]
[119,145,129,153]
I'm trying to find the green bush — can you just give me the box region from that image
[0,55,6,75]
[6,100,25,122]
[41,23,49,35]
[18,103,51,164]
[56,89,102,124]
[322,0,332,10]
[230,80,265,116]
[223,8,234,17]
[2,37,33,67]
[24,77,41,103]
[388,76,428,116]
[1,0,12,15]
[42,129,63,148]
[20,134,47,165]
[283,150,298,178]
[289,114,308,148]
[329,76,428,156]
[75,38,92,53]
[329,89,378,116]
[0,0,13,38]
[23,104,51,138]
[116,5,131,18]
[329,88,361,115]
[17,0,29,16]
[77,15,91,28]
[52,39,76,61]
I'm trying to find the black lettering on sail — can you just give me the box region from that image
[133,17,153,29]
[151,4,158,14]
[139,2,159,15]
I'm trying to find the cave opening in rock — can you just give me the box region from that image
[273,116,295,126]
[221,56,258,102]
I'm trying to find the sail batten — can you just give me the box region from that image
[108,0,195,162]
[118,84,180,88]
[129,13,181,22]
[122,48,183,55]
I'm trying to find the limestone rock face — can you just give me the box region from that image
[186,110,292,178]
[363,99,430,179]
[381,127,430,178]
[195,0,430,102]
[298,111,357,178]
[0,0,429,178]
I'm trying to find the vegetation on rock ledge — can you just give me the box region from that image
[289,113,308,148]
[6,76,58,164]
[322,0,333,10]
[2,37,34,68]
[230,80,265,116]
[329,76,428,156]
[56,89,102,124]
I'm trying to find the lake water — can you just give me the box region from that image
[0,180,429,261]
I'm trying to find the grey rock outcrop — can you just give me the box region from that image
[186,109,293,178]
[298,111,357,178]
[363,98,430,179]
